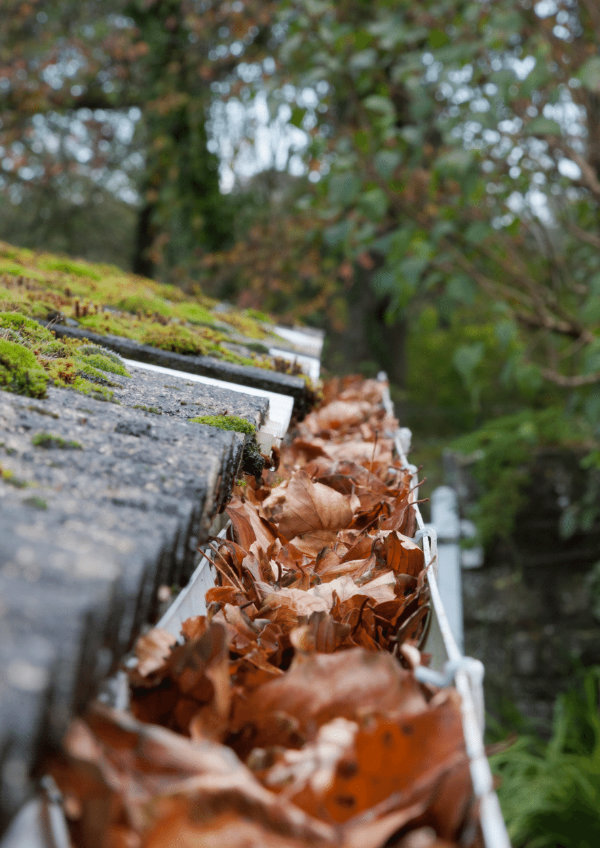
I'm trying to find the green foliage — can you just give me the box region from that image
[0,0,273,278]
[491,667,600,848]
[451,408,592,546]
[404,305,542,436]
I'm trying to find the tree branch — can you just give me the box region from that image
[550,141,600,199]
[514,310,594,343]
[540,367,600,387]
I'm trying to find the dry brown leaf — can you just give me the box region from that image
[376,531,424,577]
[230,648,427,752]
[260,692,469,831]
[129,622,231,740]
[262,470,358,539]
[289,612,351,654]
[260,573,396,621]
[227,497,280,552]
[301,400,374,434]
[144,805,335,848]
[133,628,177,679]
[180,616,208,641]
[52,704,338,848]
[288,529,340,558]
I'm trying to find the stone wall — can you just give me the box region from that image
[449,450,600,728]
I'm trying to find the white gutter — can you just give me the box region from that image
[378,375,511,848]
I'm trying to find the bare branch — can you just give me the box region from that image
[540,368,600,387]
[550,141,600,199]
[514,310,594,343]
[580,0,600,36]
[565,220,600,252]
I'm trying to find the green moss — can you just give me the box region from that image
[218,309,268,340]
[188,414,256,434]
[0,339,49,397]
[0,311,130,401]
[139,323,209,355]
[177,302,216,326]
[0,261,45,282]
[1,467,29,488]
[71,345,129,388]
[133,404,162,414]
[0,311,54,344]
[0,241,300,379]
[32,432,83,449]
[37,256,102,280]
[70,377,115,401]
[114,293,172,316]
[76,344,129,375]
[77,311,138,337]
[0,261,29,276]
[23,495,48,510]
[189,414,264,480]
[0,244,33,262]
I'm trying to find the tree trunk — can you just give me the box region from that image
[132,201,155,278]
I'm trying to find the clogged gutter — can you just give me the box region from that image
[47,376,483,848]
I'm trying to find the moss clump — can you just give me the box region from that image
[240,436,266,481]
[0,311,130,401]
[139,323,210,355]
[23,495,47,510]
[0,339,49,397]
[133,404,162,414]
[177,302,216,326]
[37,256,102,280]
[0,241,289,373]
[0,467,29,488]
[188,415,256,434]
[217,310,269,340]
[76,344,129,376]
[189,415,264,480]
[114,293,172,316]
[0,311,54,345]
[32,432,83,450]
[70,344,130,388]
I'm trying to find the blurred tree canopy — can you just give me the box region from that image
[0,0,277,277]
[1,0,600,542]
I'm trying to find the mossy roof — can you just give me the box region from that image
[0,240,289,371]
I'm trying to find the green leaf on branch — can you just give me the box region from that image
[328,173,361,206]
[359,187,388,221]
[374,149,402,180]
[524,116,562,136]
[578,57,600,93]
[289,106,307,128]
[453,341,484,385]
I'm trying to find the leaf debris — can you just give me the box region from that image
[47,376,482,848]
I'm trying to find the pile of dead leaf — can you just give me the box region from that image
[48,376,482,848]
